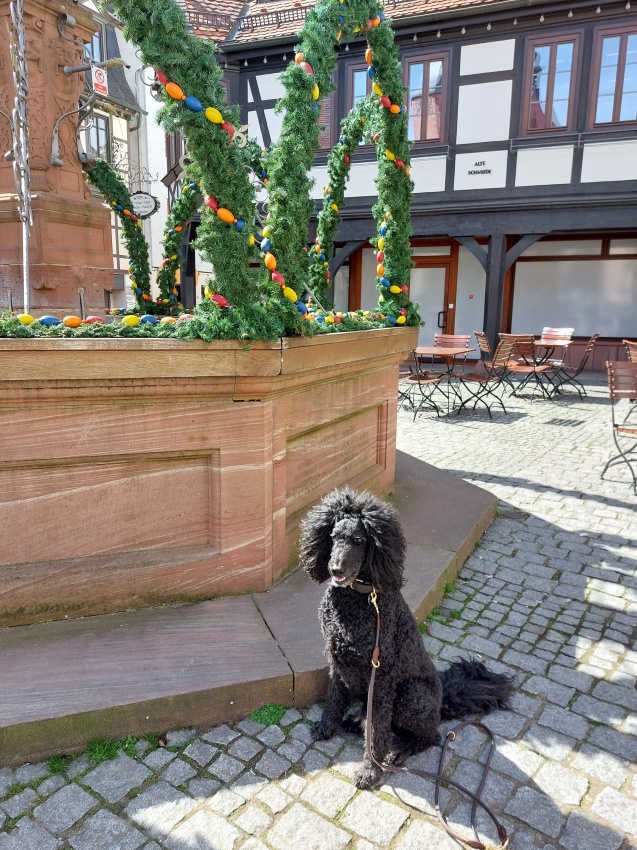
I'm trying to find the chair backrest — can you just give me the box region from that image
[567,332,600,376]
[541,327,574,342]
[607,360,637,401]
[498,333,535,364]
[624,339,637,363]
[491,337,519,371]
[434,334,471,349]
[474,331,491,356]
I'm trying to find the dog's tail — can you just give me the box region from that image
[438,657,514,721]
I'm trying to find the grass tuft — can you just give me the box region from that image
[46,754,73,775]
[87,736,138,765]
[250,703,285,726]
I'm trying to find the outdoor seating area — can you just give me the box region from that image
[398,328,602,420]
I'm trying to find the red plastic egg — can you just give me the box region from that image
[84,315,104,324]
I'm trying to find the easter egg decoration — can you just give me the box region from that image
[217,208,236,224]
[299,61,314,75]
[311,84,320,100]
[16,314,35,324]
[84,315,105,324]
[156,70,168,85]
[205,106,223,124]
[210,293,230,307]
[260,237,272,253]
[397,315,407,324]
[37,315,61,327]
[271,270,285,286]
[184,95,203,111]
[264,253,277,270]
[160,316,178,323]
[205,196,218,211]
[62,316,82,328]
[165,82,185,101]
[282,286,298,301]
[121,314,141,327]
[140,314,159,325]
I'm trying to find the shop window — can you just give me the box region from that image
[404,52,449,142]
[522,34,580,133]
[590,25,637,126]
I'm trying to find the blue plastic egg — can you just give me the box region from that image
[140,314,159,325]
[295,300,308,314]
[315,315,325,323]
[184,95,203,112]
[388,315,397,325]
[115,204,123,211]
[236,218,245,232]
[338,15,344,22]
[400,104,406,114]
[189,182,198,190]
[367,66,375,79]
[318,253,326,261]
[37,315,61,326]
[380,224,388,236]
[380,277,390,287]
[261,237,271,253]
[379,11,385,20]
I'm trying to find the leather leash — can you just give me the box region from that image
[350,581,509,850]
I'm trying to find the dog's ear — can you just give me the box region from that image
[299,488,354,583]
[359,493,406,594]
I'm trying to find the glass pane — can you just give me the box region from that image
[596,94,615,123]
[601,35,621,68]
[427,60,443,140]
[555,41,573,72]
[353,70,367,106]
[551,98,569,127]
[529,45,550,129]
[621,36,637,121]
[408,63,424,141]
[620,91,637,121]
[596,37,621,123]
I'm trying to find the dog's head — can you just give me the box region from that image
[299,487,406,594]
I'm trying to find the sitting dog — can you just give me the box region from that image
[299,486,513,789]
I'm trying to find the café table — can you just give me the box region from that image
[414,346,475,412]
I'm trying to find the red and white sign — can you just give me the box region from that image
[92,67,109,96]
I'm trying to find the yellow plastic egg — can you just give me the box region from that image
[217,208,235,223]
[331,203,338,212]
[166,82,185,101]
[295,52,304,63]
[205,106,223,124]
[325,316,335,323]
[17,314,35,324]
[282,286,298,301]
[390,285,401,294]
[160,316,177,324]
[397,315,407,324]
[385,150,396,161]
[62,315,82,328]
[262,226,271,237]
[312,84,319,100]
[378,237,385,250]
[248,234,255,246]
[121,315,141,327]
[372,82,383,96]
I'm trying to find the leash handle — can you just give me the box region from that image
[365,603,508,850]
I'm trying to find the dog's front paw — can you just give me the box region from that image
[310,721,335,741]
[354,763,382,789]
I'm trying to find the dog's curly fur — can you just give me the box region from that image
[300,486,513,789]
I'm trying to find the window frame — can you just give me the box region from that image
[84,22,106,64]
[589,22,637,130]
[521,31,581,136]
[402,49,450,145]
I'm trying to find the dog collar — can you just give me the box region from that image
[349,579,375,594]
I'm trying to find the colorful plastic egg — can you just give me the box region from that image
[140,314,158,325]
[282,286,297,301]
[385,150,395,161]
[37,315,61,327]
[235,219,245,232]
[160,316,177,324]
[315,315,325,323]
[121,315,141,327]
[217,208,235,223]
[380,277,390,287]
[295,300,308,314]
[390,285,401,294]
[178,313,193,320]
[85,315,105,324]
[210,293,230,307]
[367,66,375,79]
[378,237,385,250]
[272,271,285,286]
[205,195,218,211]
[63,315,82,328]
[16,313,35,324]
[401,285,409,292]
[389,104,401,114]
[299,61,314,75]
[380,224,388,236]
[395,159,404,169]
[376,251,385,262]
[294,52,304,63]
[184,95,203,111]
[397,315,407,324]
[248,234,255,246]
[377,264,385,276]
[365,47,373,64]
[156,70,168,85]
[264,253,277,270]
[262,226,271,237]
[325,315,334,323]
[166,82,185,101]
[311,84,319,100]
[205,106,223,124]
[221,122,234,138]
[260,237,272,253]
[388,315,397,325]
[373,82,383,97]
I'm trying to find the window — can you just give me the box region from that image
[523,34,579,133]
[88,114,110,161]
[591,25,637,126]
[84,23,105,63]
[404,52,449,142]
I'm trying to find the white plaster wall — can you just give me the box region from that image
[456,81,512,144]
[263,108,284,145]
[247,111,265,151]
[310,161,380,199]
[254,72,286,102]
[454,247,486,338]
[515,146,574,187]
[460,40,515,76]
[410,156,447,193]
[512,259,637,337]
[581,140,637,182]
[454,150,509,191]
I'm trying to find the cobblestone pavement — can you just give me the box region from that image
[2,376,637,850]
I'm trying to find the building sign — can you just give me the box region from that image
[91,66,109,96]
[130,191,160,219]
[468,160,492,176]
[454,150,508,191]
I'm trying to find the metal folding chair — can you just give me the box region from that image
[601,361,637,493]
[499,334,556,399]
[455,337,517,418]
[538,327,575,366]
[399,350,443,418]
[550,333,600,399]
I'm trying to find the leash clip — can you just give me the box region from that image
[369,587,379,614]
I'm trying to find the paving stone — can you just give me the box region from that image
[183,740,218,766]
[234,805,272,835]
[1,788,37,818]
[254,750,291,780]
[302,749,330,775]
[0,816,60,850]
[14,763,48,784]
[588,725,637,761]
[572,694,626,726]
[164,809,241,850]
[305,705,324,723]
[68,809,146,850]
[300,774,356,818]
[522,674,575,706]
[460,635,502,659]
[277,739,307,763]
[483,738,545,782]
[227,736,264,762]
[202,725,240,746]
[278,774,307,797]
[480,710,526,739]
[143,748,177,770]
[395,819,459,850]
[559,811,623,850]
[238,841,269,850]
[522,725,576,761]
[255,726,286,747]
[206,788,245,816]
[505,787,565,838]
[591,787,637,837]
[340,790,408,846]
[313,735,345,757]
[237,719,266,736]
[538,705,591,739]
[266,803,350,850]
[502,649,548,675]
[124,781,198,840]
[188,778,221,800]
[66,755,91,779]
[33,784,96,833]
[162,757,198,787]
[547,664,594,692]
[209,753,245,783]
[593,679,637,711]
[37,775,66,797]
[279,708,302,726]
[230,770,268,800]
[571,744,630,789]
[534,762,589,805]
[0,769,13,798]
[165,728,196,747]
[256,784,291,813]
[289,722,315,745]
[83,753,152,803]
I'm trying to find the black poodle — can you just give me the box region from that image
[299,486,513,789]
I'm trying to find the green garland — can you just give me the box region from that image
[85,160,151,311]
[155,179,200,306]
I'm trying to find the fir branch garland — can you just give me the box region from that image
[85,160,151,310]
[156,179,200,305]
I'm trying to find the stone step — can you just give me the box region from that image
[0,452,495,766]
